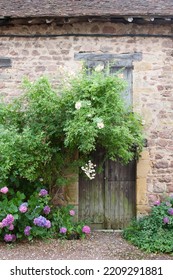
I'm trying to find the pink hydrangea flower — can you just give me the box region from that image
[45,220,51,229]
[168,208,173,215]
[163,217,169,224]
[8,224,14,231]
[4,234,13,242]
[153,200,160,206]
[69,210,75,216]
[2,214,14,227]
[0,222,3,229]
[24,226,32,236]
[0,186,9,194]
[60,227,67,234]
[19,205,28,213]
[82,225,91,234]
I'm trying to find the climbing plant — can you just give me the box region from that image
[0,67,144,189]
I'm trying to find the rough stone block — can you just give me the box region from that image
[153,182,166,193]
[136,205,151,217]
[135,62,152,71]
[136,178,148,205]
[140,149,150,160]
[137,159,151,178]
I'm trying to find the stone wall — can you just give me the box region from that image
[0,21,173,216]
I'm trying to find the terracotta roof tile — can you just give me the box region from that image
[0,0,173,18]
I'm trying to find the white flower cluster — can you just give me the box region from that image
[81,160,96,180]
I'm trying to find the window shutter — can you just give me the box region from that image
[110,65,132,106]
[74,53,142,107]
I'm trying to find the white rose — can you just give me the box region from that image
[75,101,82,110]
[97,122,104,129]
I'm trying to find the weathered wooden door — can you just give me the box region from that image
[79,151,136,229]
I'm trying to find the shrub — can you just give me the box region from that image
[0,68,144,190]
[60,68,144,163]
[0,186,90,242]
[52,205,90,240]
[123,195,173,253]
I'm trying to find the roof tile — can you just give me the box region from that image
[0,0,173,18]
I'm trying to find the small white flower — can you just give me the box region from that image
[81,160,96,180]
[97,122,104,129]
[75,101,82,110]
[95,64,104,72]
[39,178,43,182]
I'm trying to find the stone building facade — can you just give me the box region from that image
[0,0,173,219]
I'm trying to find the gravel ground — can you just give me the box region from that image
[0,231,173,260]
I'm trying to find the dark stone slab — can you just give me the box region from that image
[0,57,12,68]
[74,52,142,68]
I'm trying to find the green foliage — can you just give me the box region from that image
[0,125,51,182]
[0,77,66,187]
[123,196,173,253]
[52,205,87,239]
[0,67,144,190]
[60,69,144,162]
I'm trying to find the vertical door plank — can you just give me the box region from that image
[106,159,136,229]
[79,150,105,229]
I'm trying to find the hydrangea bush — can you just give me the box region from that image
[123,195,173,253]
[0,186,90,243]
[52,205,90,240]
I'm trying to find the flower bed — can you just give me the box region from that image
[0,186,90,242]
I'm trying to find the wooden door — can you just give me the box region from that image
[79,152,136,229]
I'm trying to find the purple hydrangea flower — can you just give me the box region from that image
[19,205,28,213]
[45,220,51,228]
[39,189,48,197]
[0,186,9,194]
[82,225,91,234]
[43,206,51,215]
[60,227,67,234]
[21,202,28,207]
[163,217,169,224]
[33,215,50,228]
[69,210,75,216]
[168,208,173,215]
[153,200,160,206]
[2,214,14,227]
[4,234,13,242]
[24,226,32,236]
[8,224,14,231]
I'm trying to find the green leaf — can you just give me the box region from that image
[13,214,19,220]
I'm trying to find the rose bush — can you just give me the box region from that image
[0,67,144,190]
